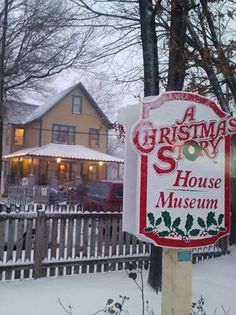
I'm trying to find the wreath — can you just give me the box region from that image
[182,140,200,161]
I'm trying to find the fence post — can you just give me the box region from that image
[33,205,46,279]
[220,235,229,255]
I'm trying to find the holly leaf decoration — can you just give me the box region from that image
[218,214,224,225]
[145,227,154,233]
[207,212,216,227]
[185,214,194,232]
[162,211,171,228]
[176,228,185,236]
[189,229,200,236]
[198,217,206,229]
[219,227,227,232]
[208,229,218,235]
[155,217,162,226]
[158,230,169,237]
[172,217,181,229]
[147,213,155,226]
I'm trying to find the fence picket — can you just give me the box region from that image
[42,219,50,277]
[104,217,111,272]
[58,218,66,276]
[111,217,118,271]
[118,217,124,270]
[6,219,15,280]
[74,218,82,274]
[96,218,104,272]
[24,219,34,279]
[33,210,46,279]
[66,218,74,275]
[82,217,89,273]
[50,218,58,276]
[15,219,24,279]
[89,217,97,273]
[0,219,6,280]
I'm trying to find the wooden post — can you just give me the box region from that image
[161,248,192,315]
[33,207,46,279]
[30,158,34,175]
[117,163,120,180]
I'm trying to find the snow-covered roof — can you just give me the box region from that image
[4,100,40,124]
[23,82,110,125]
[3,143,124,163]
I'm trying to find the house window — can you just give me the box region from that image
[72,95,82,114]
[89,128,100,147]
[88,164,98,181]
[14,128,24,145]
[52,124,75,144]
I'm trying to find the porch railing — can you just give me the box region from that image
[7,185,49,204]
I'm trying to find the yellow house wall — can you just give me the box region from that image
[40,86,108,153]
[24,121,41,148]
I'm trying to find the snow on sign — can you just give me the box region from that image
[130,91,232,248]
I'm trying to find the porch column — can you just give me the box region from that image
[117,163,120,180]
[0,160,6,196]
[30,158,34,175]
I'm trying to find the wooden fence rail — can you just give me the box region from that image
[0,204,229,281]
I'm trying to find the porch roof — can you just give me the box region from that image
[3,143,124,164]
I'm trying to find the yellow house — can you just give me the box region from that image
[3,82,123,187]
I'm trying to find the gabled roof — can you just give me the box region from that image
[4,100,40,124]
[24,82,110,125]
[3,143,124,163]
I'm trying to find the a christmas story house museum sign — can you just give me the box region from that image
[131,92,232,248]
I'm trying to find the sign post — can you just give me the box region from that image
[162,248,192,315]
[120,92,232,315]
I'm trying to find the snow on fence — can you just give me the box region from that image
[0,204,229,281]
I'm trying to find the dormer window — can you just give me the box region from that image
[72,95,82,114]
[14,128,24,145]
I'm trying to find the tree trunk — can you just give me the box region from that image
[0,0,8,183]
[139,0,188,292]
[138,0,162,292]
[139,0,159,96]
[167,0,188,91]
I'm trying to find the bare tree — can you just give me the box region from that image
[1,0,93,96]
[70,0,236,110]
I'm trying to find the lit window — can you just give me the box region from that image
[88,164,98,181]
[14,128,24,145]
[72,95,82,114]
[89,128,100,147]
[52,124,75,144]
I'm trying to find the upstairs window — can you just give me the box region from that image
[72,95,83,114]
[14,128,24,145]
[89,128,100,147]
[52,124,75,144]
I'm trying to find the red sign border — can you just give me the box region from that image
[139,92,230,248]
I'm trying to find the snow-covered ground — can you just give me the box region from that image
[0,246,235,315]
